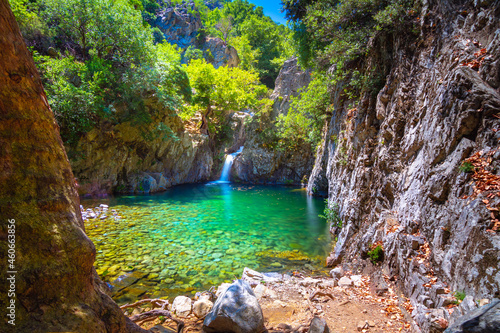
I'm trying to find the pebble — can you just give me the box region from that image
[357,320,369,331]
[338,276,353,287]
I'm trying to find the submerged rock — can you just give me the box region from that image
[111,271,148,291]
[203,279,265,333]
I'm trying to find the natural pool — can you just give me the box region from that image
[82,184,330,303]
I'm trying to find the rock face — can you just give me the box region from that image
[444,299,500,333]
[153,1,239,68]
[69,102,213,195]
[307,128,330,197]
[203,37,240,68]
[308,1,500,332]
[153,2,202,49]
[232,58,314,184]
[270,58,312,117]
[0,2,145,331]
[203,279,265,333]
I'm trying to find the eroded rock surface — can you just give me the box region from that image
[69,102,212,195]
[0,2,146,331]
[308,1,500,332]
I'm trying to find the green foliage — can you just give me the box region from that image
[43,0,155,62]
[197,0,295,87]
[36,54,100,144]
[319,200,342,229]
[367,245,384,264]
[230,35,260,70]
[182,59,269,135]
[284,0,417,95]
[276,71,330,148]
[453,291,466,302]
[21,0,189,145]
[459,161,474,173]
[9,0,48,41]
[214,15,235,44]
[184,45,204,62]
[237,14,283,87]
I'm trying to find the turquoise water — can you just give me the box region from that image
[83,184,329,303]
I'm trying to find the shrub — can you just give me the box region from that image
[319,200,342,229]
[459,161,474,173]
[367,244,384,264]
[453,291,466,302]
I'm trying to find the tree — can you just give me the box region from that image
[183,59,268,136]
[214,15,234,44]
[239,15,281,87]
[0,1,146,331]
[43,0,153,62]
[24,0,189,145]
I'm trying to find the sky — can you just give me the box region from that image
[249,0,287,25]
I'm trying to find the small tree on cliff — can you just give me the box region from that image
[183,58,268,137]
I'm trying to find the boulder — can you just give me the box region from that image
[444,300,500,333]
[172,296,192,318]
[203,280,265,333]
[308,317,330,333]
[253,284,276,300]
[216,282,232,297]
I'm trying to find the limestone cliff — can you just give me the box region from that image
[69,100,212,195]
[308,1,500,331]
[232,58,314,184]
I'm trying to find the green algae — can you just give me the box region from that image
[83,184,330,303]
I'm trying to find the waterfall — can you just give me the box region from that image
[212,146,244,184]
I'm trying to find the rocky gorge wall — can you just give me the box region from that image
[69,100,213,195]
[308,1,500,331]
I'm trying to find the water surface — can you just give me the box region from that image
[83,184,329,303]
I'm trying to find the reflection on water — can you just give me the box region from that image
[83,184,329,303]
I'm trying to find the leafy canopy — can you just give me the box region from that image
[276,71,330,148]
[18,0,189,145]
[183,58,268,135]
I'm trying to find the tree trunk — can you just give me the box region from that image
[200,104,212,137]
[0,1,147,332]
